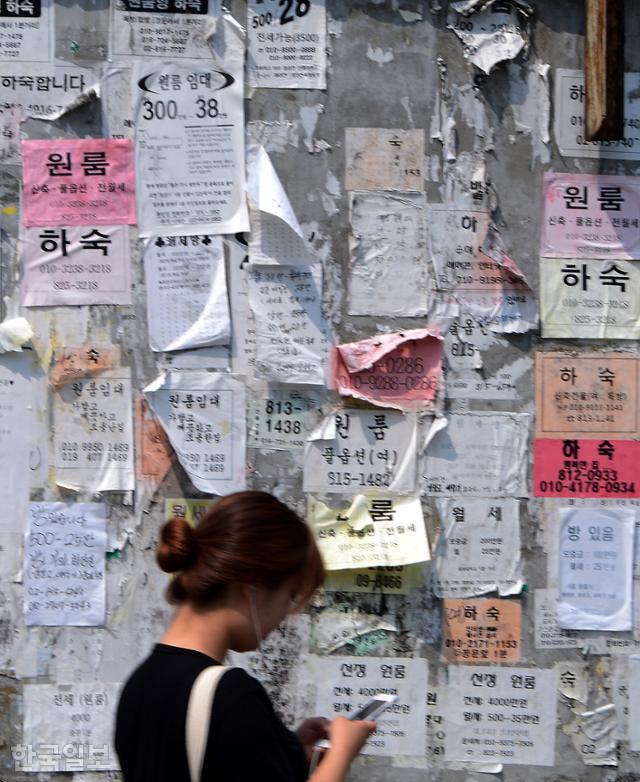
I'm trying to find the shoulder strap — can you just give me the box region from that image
[186,666,230,782]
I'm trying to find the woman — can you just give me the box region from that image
[115,491,375,782]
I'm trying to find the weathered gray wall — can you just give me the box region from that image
[2,1,640,781]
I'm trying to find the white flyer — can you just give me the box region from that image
[248,386,324,450]
[247,264,331,385]
[558,507,635,631]
[306,655,428,756]
[247,143,317,266]
[445,666,559,766]
[432,498,522,598]
[247,0,326,89]
[0,0,51,61]
[143,235,230,352]
[0,352,34,533]
[53,369,134,493]
[21,226,132,306]
[304,410,417,494]
[422,413,530,497]
[226,235,256,377]
[348,191,430,317]
[18,683,121,771]
[0,63,96,120]
[133,20,249,237]
[102,65,133,139]
[309,494,430,569]
[554,69,640,161]
[111,0,219,59]
[144,371,246,495]
[24,502,106,627]
[534,589,580,650]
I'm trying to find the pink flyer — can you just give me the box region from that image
[332,328,443,412]
[541,172,640,260]
[21,139,136,227]
[534,438,639,498]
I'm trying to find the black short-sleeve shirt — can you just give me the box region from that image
[115,643,308,782]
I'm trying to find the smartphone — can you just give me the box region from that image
[314,694,398,750]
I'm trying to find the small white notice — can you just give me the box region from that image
[423,413,530,497]
[304,409,417,494]
[309,494,430,569]
[534,589,580,650]
[143,235,230,352]
[144,371,246,495]
[24,502,106,626]
[629,656,640,751]
[111,0,219,59]
[18,682,121,771]
[247,0,326,89]
[432,498,522,598]
[133,19,249,237]
[248,264,331,385]
[53,370,134,493]
[445,666,558,766]
[307,655,428,756]
[348,191,430,317]
[248,386,324,450]
[554,69,640,161]
[0,0,52,61]
[558,507,635,631]
[21,226,131,306]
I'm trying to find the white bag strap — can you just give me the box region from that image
[186,666,230,782]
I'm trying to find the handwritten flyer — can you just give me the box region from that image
[21,139,136,226]
[24,502,106,626]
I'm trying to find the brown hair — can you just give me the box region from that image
[156,491,324,609]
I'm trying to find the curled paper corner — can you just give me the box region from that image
[0,316,34,353]
[336,327,443,374]
[480,223,531,288]
[423,415,447,451]
[306,412,337,442]
[451,0,533,16]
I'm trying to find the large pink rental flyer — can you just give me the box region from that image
[21,139,136,227]
[541,172,640,260]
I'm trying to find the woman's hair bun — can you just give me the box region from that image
[157,517,198,573]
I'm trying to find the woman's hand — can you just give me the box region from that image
[297,716,330,762]
[327,716,376,762]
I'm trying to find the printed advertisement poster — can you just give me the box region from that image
[345,128,424,192]
[554,69,640,161]
[53,370,134,493]
[536,352,639,439]
[333,328,442,412]
[248,264,331,386]
[304,410,417,495]
[21,139,136,226]
[0,63,97,121]
[144,371,246,495]
[133,25,249,237]
[432,498,522,598]
[309,494,430,569]
[541,172,640,260]
[423,413,530,497]
[348,190,430,317]
[248,386,324,451]
[442,598,521,664]
[143,235,230,352]
[21,226,131,306]
[24,502,106,627]
[558,506,635,631]
[247,0,326,89]
[0,0,51,61]
[533,438,640,498]
[534,588,580,650]
[111,0,219,59]
[445,666,559,766]
[19,683,121,771]
[324,565,423,595]
[540,257,640,340]
[307,655,428,756]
